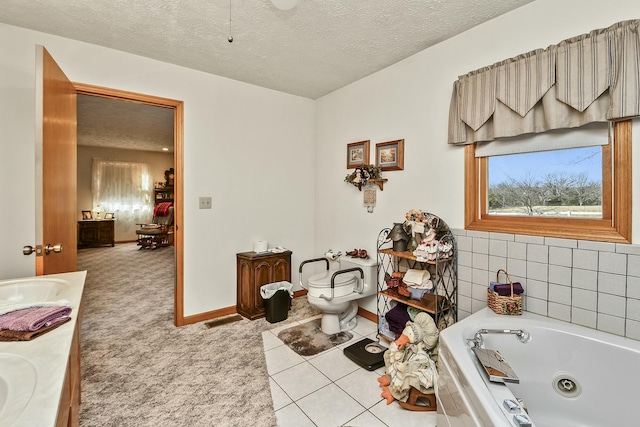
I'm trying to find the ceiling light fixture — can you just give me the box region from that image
[271,0,298,11]
[162,147,169,151]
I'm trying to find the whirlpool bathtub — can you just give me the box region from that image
[436,308,640,427]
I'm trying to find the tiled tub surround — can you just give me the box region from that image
[453,229,640,340]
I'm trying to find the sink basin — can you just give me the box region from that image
[0,278,69,307]
[0,354,37,425]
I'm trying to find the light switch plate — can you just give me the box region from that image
[199,197,212,209]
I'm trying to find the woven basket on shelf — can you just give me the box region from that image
[487,269,522,315]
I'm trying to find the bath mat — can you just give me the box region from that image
[277,318,353,356]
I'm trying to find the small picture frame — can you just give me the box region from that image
[104,213,114,220]
[346,140,370,169]
[376,139,404,171]
[82,210,93,220]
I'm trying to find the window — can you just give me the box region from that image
[91,159,153,224]
[465,120,631,243]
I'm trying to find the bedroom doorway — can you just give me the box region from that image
[73,83,186,326]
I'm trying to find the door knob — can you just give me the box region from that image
[45,243,63,255]
[23,245,43,256]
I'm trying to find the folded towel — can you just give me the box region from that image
[0,305,72,331]
[492,283,524,296]
[0,317,70,341]
[403,269,426,286]
[0,300,71,317]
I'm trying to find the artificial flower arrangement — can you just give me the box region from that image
[344,164,382,189]
[402,209,453,260]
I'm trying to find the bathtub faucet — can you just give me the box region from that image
[468,328,531,348]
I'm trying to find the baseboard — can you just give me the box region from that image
[182,305,237,326]
[357,306,377,323]
[181,290,375,326]
[293,289,307,298]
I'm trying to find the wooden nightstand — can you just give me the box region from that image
[236,250,292,320]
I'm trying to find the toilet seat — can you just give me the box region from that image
[307,270,357,299]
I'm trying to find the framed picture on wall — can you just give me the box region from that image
[346,140,370,169]
[82,210,93,220]
[376,139,404,171]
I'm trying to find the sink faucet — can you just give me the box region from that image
[468,328,531,348]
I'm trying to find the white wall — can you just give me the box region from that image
[0,24,315,317]
[315,0,640,314]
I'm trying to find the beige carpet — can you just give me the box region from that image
[77,243,316,427]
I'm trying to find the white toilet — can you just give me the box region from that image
[299,254,377,335]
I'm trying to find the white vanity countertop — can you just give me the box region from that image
[0,270,86,427]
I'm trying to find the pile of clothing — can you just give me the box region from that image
[385,269,433,301]
[0,302,72,341]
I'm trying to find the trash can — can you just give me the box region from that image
[260,281,293,323]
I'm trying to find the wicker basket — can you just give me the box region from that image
[487,269,522,315]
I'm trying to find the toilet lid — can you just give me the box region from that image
[308,271,356,288]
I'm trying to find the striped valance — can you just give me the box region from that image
[448,19,640,145]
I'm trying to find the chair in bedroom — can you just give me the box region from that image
[136,203,174,250]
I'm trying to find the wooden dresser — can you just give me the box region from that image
[77,220,114,248]
[236,250,292,320]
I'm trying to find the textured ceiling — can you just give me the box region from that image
[0,0,533,99]
[77,95,175,152]
[1,0,533,152]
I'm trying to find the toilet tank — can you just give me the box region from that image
[339,256,378,295]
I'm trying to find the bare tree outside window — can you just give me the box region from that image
[487,147,603,219]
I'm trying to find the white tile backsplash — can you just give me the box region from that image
[526,261,548,282]
[572,288,597,311]
[549,246,573,267]
[572,268,598,291]
[597,293,626,317]
[573,249,598,271]
[508,241,527,260]
[456,230,640,341]
[598,272,626,297]
[597,313,625,336]
[549,264,571,286]
[489,239,507,257]
[527,244,549,263]
[473,237,489,254]
[598,252,627,275]
[628,255,640,278]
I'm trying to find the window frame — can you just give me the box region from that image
[465,120,632,243]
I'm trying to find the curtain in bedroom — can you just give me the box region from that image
[448,19,640,145]
[91,159,153,226]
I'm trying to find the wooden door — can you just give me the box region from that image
[35,46,77,275]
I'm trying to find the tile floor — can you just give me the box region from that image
[262,314,438,427]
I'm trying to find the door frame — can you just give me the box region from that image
[74,83,186,326]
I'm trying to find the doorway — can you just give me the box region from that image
[74,83,185,326]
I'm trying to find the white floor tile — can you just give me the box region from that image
[272,361,331,401]
[342,410,388,427]
[269,378,292,411]
[265,344,305,375]
[296,383,366,427]
[275,403,316,427]
[262,330,284,351]
[308,347,360,381]
[369,399,437,427]
[335,368,384,409]
[351,316,378,336]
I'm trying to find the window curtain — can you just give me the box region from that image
[448,19,640,145]
[91,159,153,226]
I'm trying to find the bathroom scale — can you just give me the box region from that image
[343,338,386,371]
